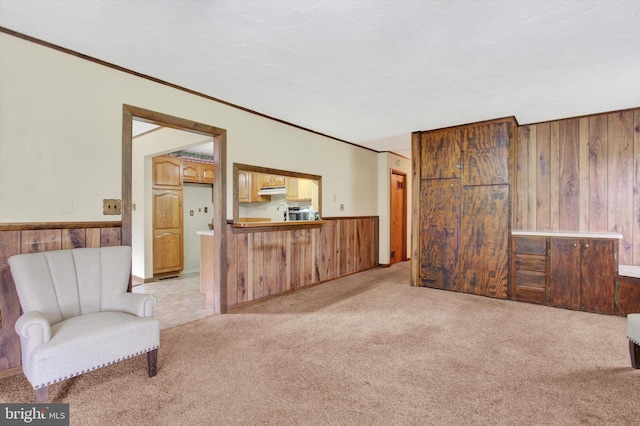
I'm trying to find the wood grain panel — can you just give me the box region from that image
[262,231,278,297]
[589,114,608,231]
[100,227,121,247]
[550,121,560,230]
[578,117,590,231]
[0,231,21,372]
[536,123,551,229]
[250,232,264,300]
[558,119,580,230]
[86,228,101,248]
[515,125,530,229]
[236,232,248,303]
[21,229,62,253]
[608,110,634,265]
[225,225,237,306]
[62,228,86,249]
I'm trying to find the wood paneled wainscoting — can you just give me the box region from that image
[225,217,379,308]
[0,222,122,378]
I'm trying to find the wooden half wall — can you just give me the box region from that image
[515,108,640,266]
[225,217,379,307]
[0,222,122,377]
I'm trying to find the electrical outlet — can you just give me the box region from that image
[103,199,122,215]
[190,210,194,216]
[340,203,344,211]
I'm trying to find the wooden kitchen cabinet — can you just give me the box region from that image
[238,171,269,203]
[259,174,286,188]
[183,160,214,184]
[152,155,182,188]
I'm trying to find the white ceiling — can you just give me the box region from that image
[2,1,640,158]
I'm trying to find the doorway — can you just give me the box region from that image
[122,105,228,313]
[390,170,407,265]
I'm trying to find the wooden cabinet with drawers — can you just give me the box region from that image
[511,232,619,314]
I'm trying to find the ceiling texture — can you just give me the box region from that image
[1,0,639,158]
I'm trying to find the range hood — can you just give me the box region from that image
[257,185,286,195]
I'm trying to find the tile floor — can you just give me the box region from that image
[132,273,213,329]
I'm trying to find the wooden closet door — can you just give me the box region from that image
[419,179,460,290]
[420,130,462,180]
[460,185,509,298]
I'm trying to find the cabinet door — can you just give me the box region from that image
[152,156,182,188]
[460,185,509,298]
[581,239,616,314]
[548,239,581,310]
[200,163,214,184]
[462,122,510,186]
[419,179,460,290]
[420,130,462,179]
[152,189,183,274]
[238,171,250,202]
[182,161,200,183]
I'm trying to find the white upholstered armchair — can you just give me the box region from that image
[8,246,160,403]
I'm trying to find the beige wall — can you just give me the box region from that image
[0,33,389,265]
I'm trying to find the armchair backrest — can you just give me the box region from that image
[8,246,132,325]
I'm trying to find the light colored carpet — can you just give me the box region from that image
[1,262,638,425]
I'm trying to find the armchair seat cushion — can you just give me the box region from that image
[25,311,159,389]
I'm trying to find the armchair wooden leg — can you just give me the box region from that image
[631,340,640,369]
[147,348,158,377]
[36,386,49,403]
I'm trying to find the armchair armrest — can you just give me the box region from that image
[15,311,52,348]
[105,293,157,317]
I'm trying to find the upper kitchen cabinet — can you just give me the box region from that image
[182,159,214,184]
[237,170,269,203]
[152,155,182,188]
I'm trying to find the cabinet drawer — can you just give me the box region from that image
[515,270,546,288]
[515,253,546,273]
[515,237,546,255]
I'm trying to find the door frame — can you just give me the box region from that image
[122,105,228,313]
[390,169,408,264]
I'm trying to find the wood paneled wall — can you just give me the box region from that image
[515,108,640,266]
[0,223,121,376]
[225,217,379,307]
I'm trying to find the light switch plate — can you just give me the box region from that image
[103,199,122,215]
